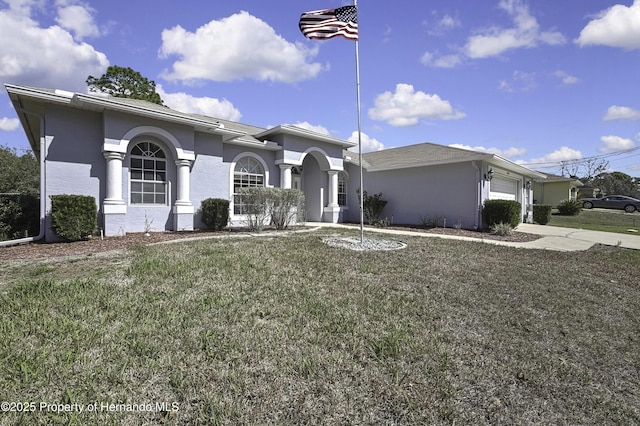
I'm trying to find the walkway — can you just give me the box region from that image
[310,222,640,252]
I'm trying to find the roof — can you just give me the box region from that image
[358,142,545,178]
[536,172,584,186]
[5,84,353,151]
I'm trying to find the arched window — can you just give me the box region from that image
[130,141,167,205]
[338,172,348,206]
[233,156,265,214]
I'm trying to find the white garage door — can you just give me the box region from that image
[489,177,517,200]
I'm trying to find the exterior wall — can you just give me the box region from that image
[345,162,482,229]
[533,181,574,207]
[191,132,228,229]
[44,106,105,241]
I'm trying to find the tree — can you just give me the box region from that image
[0,145,39,194]
[560,157,608,184]
[592,171,640,198]
[86,65,164,105]
[0,145,39,240]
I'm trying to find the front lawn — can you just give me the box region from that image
[1,231,639,425]
[549,208,640,234]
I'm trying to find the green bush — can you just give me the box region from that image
[0,194,39,241]
[200,198,229,231]
[490,222,514,236]
[50,195,97,241]
[483,199,521,228]
[269,189,305,230]
[557,199,582,216]
[235,187,305,232]
[357,189,388,225]
[532,204,552,225]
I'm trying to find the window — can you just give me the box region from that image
[130,141,167,205]
[338,172,347,206]
[233,156,265,214]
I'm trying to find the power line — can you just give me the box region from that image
[520,146,640,168]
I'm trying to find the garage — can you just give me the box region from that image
[489,177,518,200]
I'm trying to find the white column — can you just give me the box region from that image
[103,151,126,213]
[280,164,292,189]
[327,170,339,208]
[175,159,192,206]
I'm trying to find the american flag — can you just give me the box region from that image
[299,6,358,41]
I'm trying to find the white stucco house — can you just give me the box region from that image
[7,84,544,241]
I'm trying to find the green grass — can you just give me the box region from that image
[549,209,640,234]
[1,231,639,425]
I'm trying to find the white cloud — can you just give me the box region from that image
[528,146,583,165]
[159,11,324,84]
[156,85,241,122]
[498,70,536,92]
[449,143,526,159]
[347,131,384,153]
[0,117,20,131]
[554,70,579,85]
[425,12,461,36]
[0,3,108,91]
[603,105,640,121]
[368,83,465,126]
[576,0,640,49]
[465,0,565,59]
[290,121,330,136]
[599,135,636,153]
[55,3,101,40]
[421,51,463,68]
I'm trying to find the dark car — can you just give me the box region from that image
[582,195,640,213]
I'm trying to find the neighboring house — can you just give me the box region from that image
[7,84,544,241]
[533,172,583,207]
[344,143,544,229]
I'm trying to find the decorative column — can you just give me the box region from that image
[102,151,127,236]
[279,164,292,189]
[173,159,194,231]
[323,170,341,223]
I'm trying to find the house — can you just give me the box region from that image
[532,172,583,207]
[7,84,544,241]
[344,143,544,229]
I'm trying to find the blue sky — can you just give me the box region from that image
[1,0,640,176]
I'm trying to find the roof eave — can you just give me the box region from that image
[257,125,356,148]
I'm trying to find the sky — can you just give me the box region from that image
[1,0,640,176]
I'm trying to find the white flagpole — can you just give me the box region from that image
[354,0,364,243]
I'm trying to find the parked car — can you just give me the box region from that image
[581,195,640,213]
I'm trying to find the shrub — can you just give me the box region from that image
[269,189,305,230]
[483,199,521,228]
[235,188,305,232]
[50,195,97,241]
[200,198,229,231]
[357,189,388,224]
[490,222,514,236]
[557,199,582,216]
[418,214,444,228]
[0,194,39,241]
[533,204,552,225]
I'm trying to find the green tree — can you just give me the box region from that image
[0,145,39,240]
[86,65,164,105]
[593,171,639,198]
[0,145,39,194]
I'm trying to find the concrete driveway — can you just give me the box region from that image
[513,223,640,251]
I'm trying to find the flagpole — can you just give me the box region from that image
[354,0,364,244]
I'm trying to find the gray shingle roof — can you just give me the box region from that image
[362,142,492,170]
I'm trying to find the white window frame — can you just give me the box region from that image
[129,141,168,205]
[231,154,268,215]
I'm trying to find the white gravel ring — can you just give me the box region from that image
[322,236,407,251]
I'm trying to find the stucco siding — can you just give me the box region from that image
[45,107,104,240]
[191,133,228,229]
[533,182,572,207]
[346,162,480,229]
